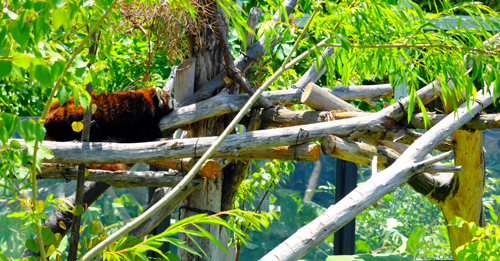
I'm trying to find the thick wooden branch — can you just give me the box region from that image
[301,83,361,111]
[160,85,392,131]
[260,107,369,127]
[230,143,321,162]
[258,81,497,261]
[410,112,500,130]
[37,169,205,189]
[321,136,399,169]
[322,136,458,204]
[259,107,454,151]
[325,84,393,107]
[244,7,261,48]
[212,2,273,108]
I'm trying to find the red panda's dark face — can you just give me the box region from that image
[155,88,177,115]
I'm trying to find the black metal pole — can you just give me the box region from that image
[334,159,357,255]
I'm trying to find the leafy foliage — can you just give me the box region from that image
[449,216,500,260]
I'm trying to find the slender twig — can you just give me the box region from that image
[80,4,322,260]
[27,0,119,258]
[30,141,46,260]
[67,31,97,260]
[323,43,497,55]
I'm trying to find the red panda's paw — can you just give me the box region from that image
[88,164,130,171]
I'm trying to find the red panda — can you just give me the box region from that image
[44,88,176,171]
[45,88,175,143]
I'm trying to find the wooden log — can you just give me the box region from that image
[147,158,224,178]
[259,107,454,152]
[229,144,321,162]
[160,85,392,131]
[260,107,370,127]
[328,84,392,107]
[17,125,448,165]
[323,136,459,174]
[301,83,361,111]
[321,135,399,169]
[410,112,500,130]
[37,169,205,189]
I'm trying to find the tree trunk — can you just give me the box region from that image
[178,2,226,259]
[440,130,485,260]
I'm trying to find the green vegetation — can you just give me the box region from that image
[1,0,500,259]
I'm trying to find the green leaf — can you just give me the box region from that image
[11,24,31,47]
[89,220,101,235]
[41,226,56,246]
[32,121,46,141]
[51,0,65,8]
[193,224,228,255]
[406,227,425,256]
[1,113,18,139]
[33,16,51,43]
[355,239,371,253]
[25,239,40,253]
[10,139,22,149]
[51,60,65,83]
[71,121,84,132]
[57,85,72,106]
[52,8,66,30]
[34,65,53,86]
[0,60,13,79]
[73,204,85,216]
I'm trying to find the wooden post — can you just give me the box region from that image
[174,57,197,104]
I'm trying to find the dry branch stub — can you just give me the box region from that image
[173,57,196,104]
[301,83,361,111]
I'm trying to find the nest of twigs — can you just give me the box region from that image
[118,0,218,64]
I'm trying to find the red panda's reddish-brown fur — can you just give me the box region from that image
[45,88,174,143]
[44,88,175,171]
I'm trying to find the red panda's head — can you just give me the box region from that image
[154,88,177,115]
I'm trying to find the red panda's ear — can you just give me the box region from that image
[155,88,164,109]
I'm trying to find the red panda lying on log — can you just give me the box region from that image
[44,88,176,170]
